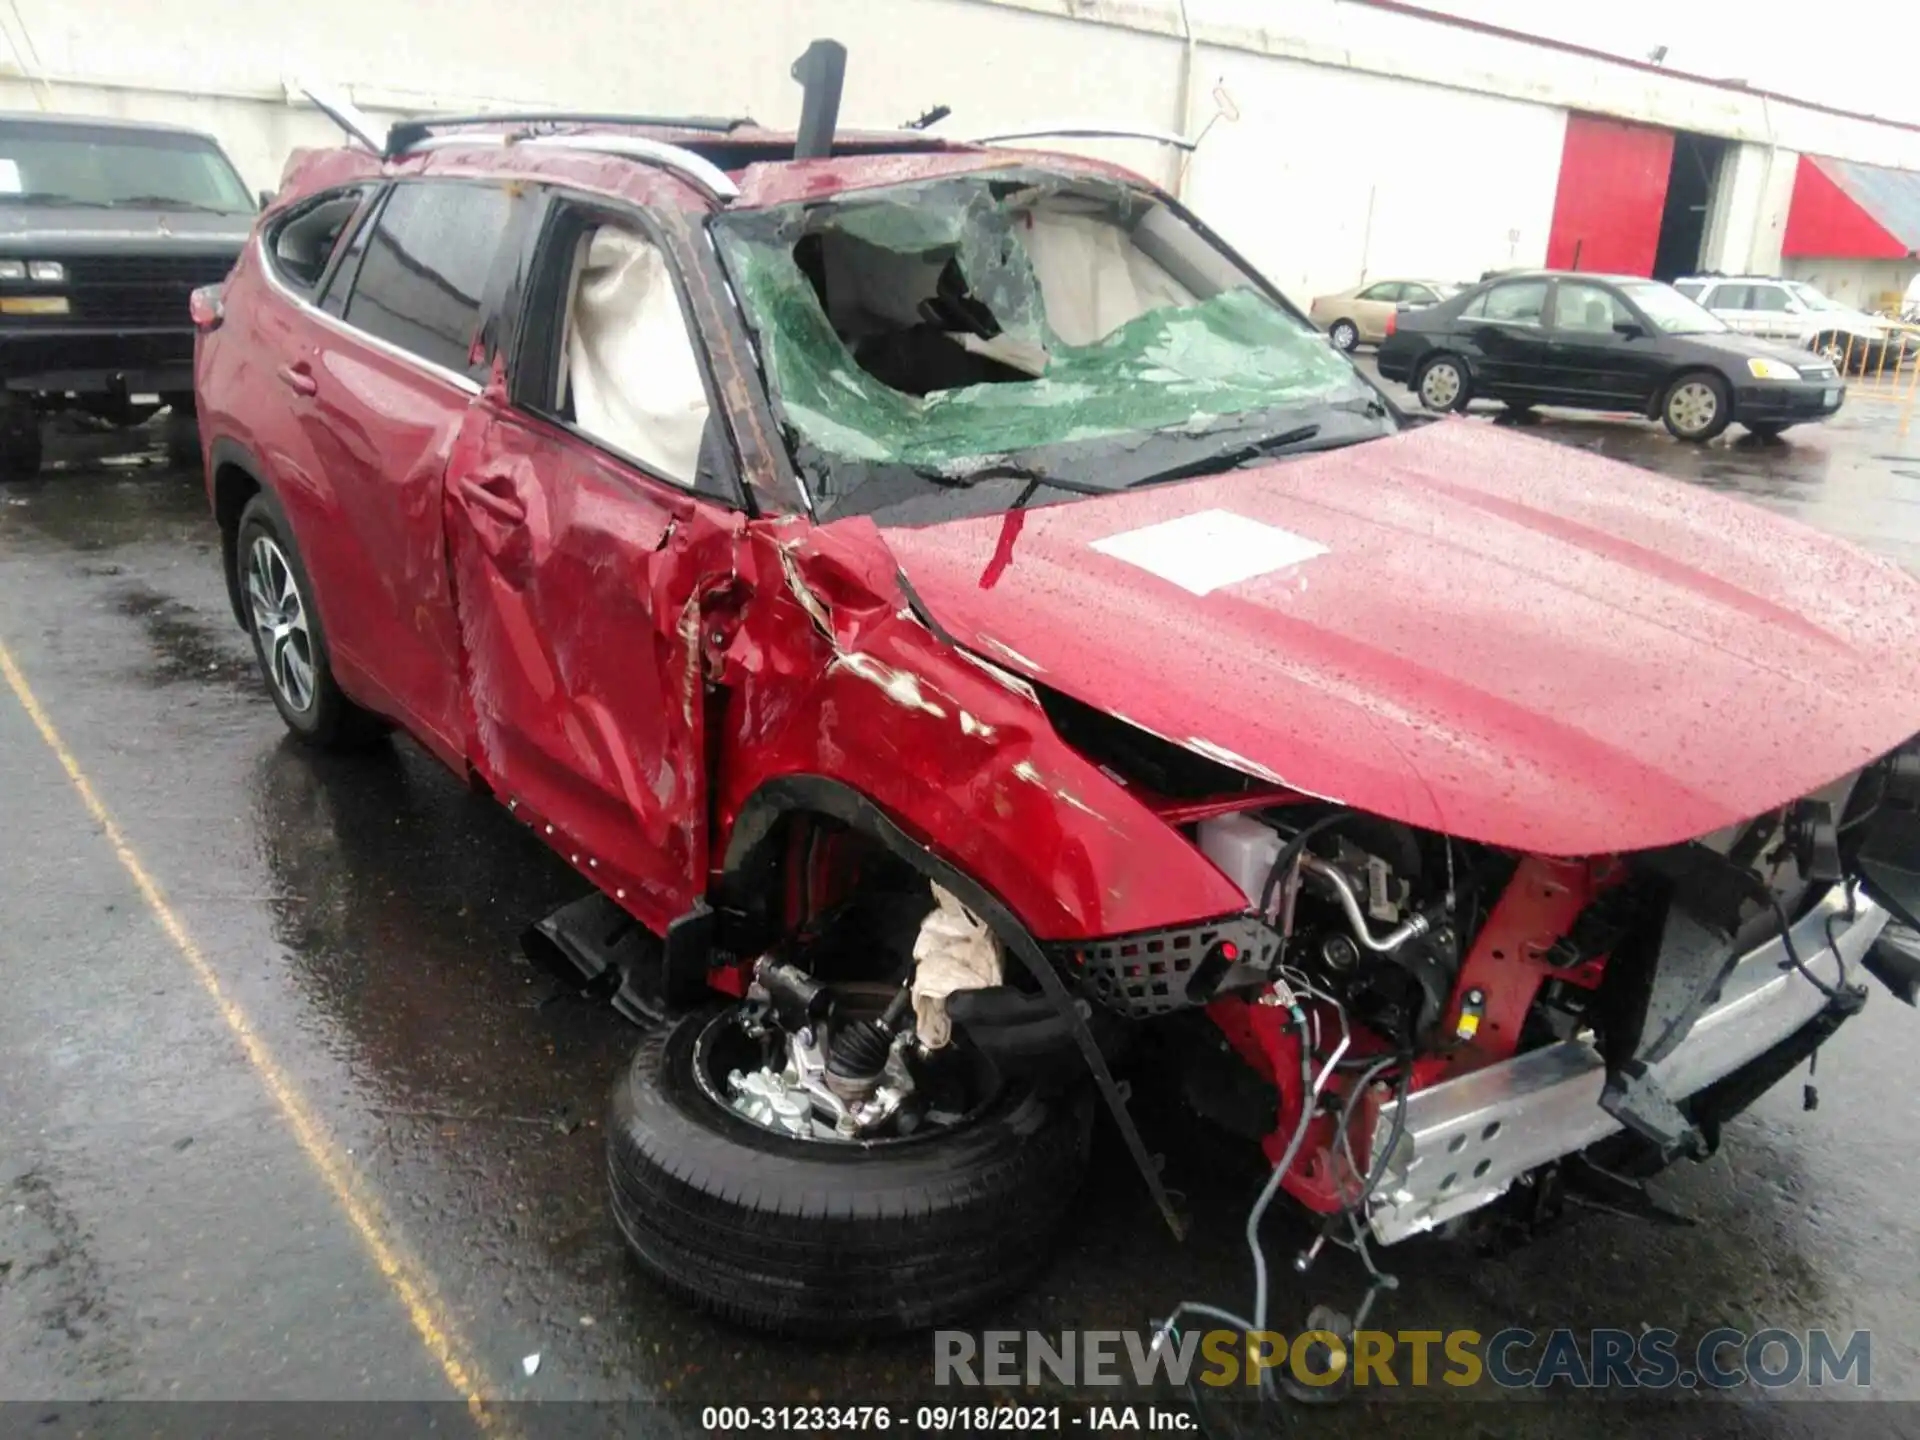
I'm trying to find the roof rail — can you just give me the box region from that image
[516,134,741,202]
[385,112,755,158]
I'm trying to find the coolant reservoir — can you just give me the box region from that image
[1196,813,1283,909]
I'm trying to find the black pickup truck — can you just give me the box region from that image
[0,113,256,477]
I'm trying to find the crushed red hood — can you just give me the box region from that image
[879,419,1920,856]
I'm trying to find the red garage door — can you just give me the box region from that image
[1546,114,1675,275]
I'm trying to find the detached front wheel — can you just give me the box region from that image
[607,1003,1093,1336]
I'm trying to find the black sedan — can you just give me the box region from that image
[1375,271,1846,441]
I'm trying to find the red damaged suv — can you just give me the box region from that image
[196,76,1920,1342]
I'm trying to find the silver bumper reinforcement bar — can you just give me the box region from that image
[1366,888,1888,1244]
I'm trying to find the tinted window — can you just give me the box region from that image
[1745,285,1792,313]
[1672,280,1705,301]
[1617,281,1728,335]
[268,187,371,295]
[319,191,380,317]
[342,181,513,378]
[1705,284,1751,310]
[1551,281,1632,334]
[1357,282,1400,302]
[1481,280,1547,324]
[1402,284,1436,305]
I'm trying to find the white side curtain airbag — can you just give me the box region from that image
[565,227,709,485]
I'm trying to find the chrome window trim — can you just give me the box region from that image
[256,231,482,396]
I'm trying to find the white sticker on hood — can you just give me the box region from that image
[1090,508,1326,595]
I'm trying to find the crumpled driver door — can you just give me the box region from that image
[443,399,743,931]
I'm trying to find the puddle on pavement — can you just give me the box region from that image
[110,583,258,690]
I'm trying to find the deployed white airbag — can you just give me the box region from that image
[1020,208,1194,346]
[564,226,709,485]
[911,884,1004,1049]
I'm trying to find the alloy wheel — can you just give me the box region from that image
[246,535,316,713]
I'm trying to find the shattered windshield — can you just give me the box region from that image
[712,171,1385,522]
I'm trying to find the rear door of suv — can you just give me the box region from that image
[285,178,524,766]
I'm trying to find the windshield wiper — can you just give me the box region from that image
[1122,423,1321,490]
[909,459,1110,495]
[111,195,234,213]
[3,191,114,207]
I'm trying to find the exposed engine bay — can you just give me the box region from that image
[1127,750,1920,1379]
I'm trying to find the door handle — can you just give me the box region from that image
[277,363,317,397]
[457,473,527,527]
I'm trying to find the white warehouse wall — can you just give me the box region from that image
[4,0,1919,302]
[1188,47,1565,301]
[0,0,1187,189]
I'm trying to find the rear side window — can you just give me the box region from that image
[1745,285,1792,312]
[342,181,513,380]
[1480,280,1547,324]
[1704,284,1749,309]
[268,187,372,294]
[1357,281,1400,302]
[1672,280,1705,301]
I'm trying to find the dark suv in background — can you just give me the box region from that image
[0,113,255,477]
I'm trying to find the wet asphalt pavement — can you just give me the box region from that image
[3,392,1920,1438]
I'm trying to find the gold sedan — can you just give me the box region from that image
[1309,278,1460,352]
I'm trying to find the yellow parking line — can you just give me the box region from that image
[0,638,495,1423]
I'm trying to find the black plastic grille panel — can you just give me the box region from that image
[1047,916,1281,1016]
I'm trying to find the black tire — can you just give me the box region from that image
[235,491,388,748]
[0,396,41,480]
[607,1006,1094,1336]
[1811,332,1856,373]
[1413,353,1470,412]
[1328,318,1360,352]
[1660,371,1732,442]
[1744,421,1792,441]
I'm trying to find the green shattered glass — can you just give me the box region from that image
[714,185,1353,475]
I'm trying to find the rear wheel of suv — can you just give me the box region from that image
[1660,371,1732,442]
[235,491,388,749]
[0,395,42,480]
[606,1003,1094,1336]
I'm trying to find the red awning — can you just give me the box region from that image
[1783,153,1920,259]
